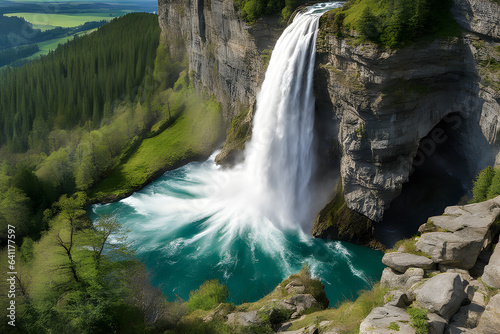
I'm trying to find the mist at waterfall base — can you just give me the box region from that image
[90,2,384,305]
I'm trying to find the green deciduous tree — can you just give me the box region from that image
[187,279,230,312]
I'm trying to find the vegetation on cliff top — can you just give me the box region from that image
[234,0,306,24]
[320,0,460,48]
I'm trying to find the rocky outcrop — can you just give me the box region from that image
[482,242,500,288]
[158,0,282,122]
[359,198,500,334]
[382,252,435,273]
[311,182,383,249]
[415,197,500,269]
[314,32,496,222]
[206,267,329,331]
[452,0,500,40]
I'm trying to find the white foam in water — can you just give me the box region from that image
[92,2,380,301]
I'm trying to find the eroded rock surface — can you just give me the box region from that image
[482,239,500,288]
[416,197,500,269]
[452,0,500,40]
[475,294,500,334]
[382,252,435,273]
[359,305,414,334]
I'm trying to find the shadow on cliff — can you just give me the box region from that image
[376,108,492,247]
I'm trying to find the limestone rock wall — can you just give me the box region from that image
[158,0,283,121]
[452,0,500,41]
[314,34,496,221]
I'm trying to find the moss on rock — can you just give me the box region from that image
[312,182,384,250]
[215,107,253,166]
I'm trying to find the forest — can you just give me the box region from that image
[0,12,221,333]
[0,13,159,152]
[0,14,107,52]
[321,0,460,48]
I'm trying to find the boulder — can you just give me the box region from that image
[282,294,320,314]
[447,289,487,332]
[427,313,447,334]
[226,311,261,326]
[414,273,468,320]
[285,281,306,294]
[482,243,500,289]
[416,198,500,270]
[381,267,424,290]
[416,231,485,270]
[386,291,412,308]
[273,294,320,316]
[382,252,435,273]
[476,294,500,334]
[359,305,415,334]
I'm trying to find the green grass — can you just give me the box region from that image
[387,236,431,258]
[285,284,388,333]
[408,307,428,334]
[91,75,223,200]
[23,28,98,60]
[5,12,114,29]
[388,322,400,331]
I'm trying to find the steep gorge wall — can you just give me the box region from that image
[158,0,282,121]
[158,0,500,242]
[313,0,500,226]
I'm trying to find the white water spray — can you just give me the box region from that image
[91,2,384,305]
[239,3,342,228]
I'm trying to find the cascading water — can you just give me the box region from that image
[91,2,385,304]
[244,8,324,227]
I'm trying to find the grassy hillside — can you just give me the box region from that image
[92,72,224,201]
[0,12,223,245]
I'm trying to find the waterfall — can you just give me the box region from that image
[241,3,341,229]
[88,2,383,306]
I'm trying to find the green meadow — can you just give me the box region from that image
[5,12,117,30]
[25,28,98,60]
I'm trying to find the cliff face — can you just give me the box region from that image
[158,0,282,121]
[452,0,500,40]
[313,0,500,223]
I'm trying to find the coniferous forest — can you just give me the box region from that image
[0,11,216,333]
[0,13,160,152]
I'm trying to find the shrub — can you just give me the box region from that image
[408,307,428,334]
[472,166,496,203]
[187,279,229,312]
[234,0,305,24]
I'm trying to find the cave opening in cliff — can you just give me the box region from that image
[375,112,474,247]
